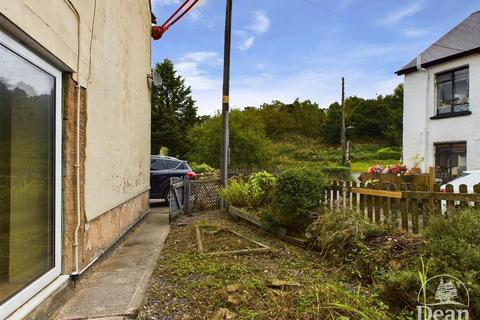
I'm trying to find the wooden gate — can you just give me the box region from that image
[169,177,186,221]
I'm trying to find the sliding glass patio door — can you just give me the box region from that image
[0,30,62,318]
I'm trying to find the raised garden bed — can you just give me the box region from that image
[195,225,270,256]
[227,204,309,247]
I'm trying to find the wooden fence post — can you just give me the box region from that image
[359,182,365,216]
[366,184,373,222]
[389,184,398,227]
[474,184,480,210]
[446,184,454,213]
[400,184,409,231]
[374,184,381,224]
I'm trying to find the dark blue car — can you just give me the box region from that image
[150,155,196,202]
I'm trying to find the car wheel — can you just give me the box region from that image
[163,189,171,205]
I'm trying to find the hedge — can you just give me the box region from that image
[377,147,402,160]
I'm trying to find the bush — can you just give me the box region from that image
[219,172,276,209]
[247,171,276,208]
[271,167,327,232]
[189,162,215,175]
[320,166,351,180]
[379,208,480,316]
[377,147,401,160]
[219,178,250,208]
[421,208,480,316]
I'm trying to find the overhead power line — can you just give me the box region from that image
[300,0,343,17]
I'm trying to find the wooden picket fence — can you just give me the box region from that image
[325,181,480,233]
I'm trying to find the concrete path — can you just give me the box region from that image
[54,207,170,320]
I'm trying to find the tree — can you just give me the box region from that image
[383,84,404,145]
[348,97,389,140]
[257,99,325,141]
[320,102,342,145]
[151,59,198,158]
[188,109,274,168]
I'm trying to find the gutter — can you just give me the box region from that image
[63,0,82,279]
[416,55,430,173]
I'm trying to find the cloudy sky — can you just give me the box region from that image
[151,0,478,115]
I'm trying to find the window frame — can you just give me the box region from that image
[434,141,467,184]
[0,30,63,318]
[434,66,470,117]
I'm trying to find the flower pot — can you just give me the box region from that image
[411,167,421,174]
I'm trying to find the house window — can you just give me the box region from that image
[435,142,467,183]
[0,30,62,318]
[436,67,469,115]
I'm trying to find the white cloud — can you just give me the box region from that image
[248,11,270,34]
[403,27,429,38]
[151,0,181,7]
[234,11,270,51]
[378,0,425,25]
[175,51,222,99]
[182,51,219,63]
[239,36,256,51]
[189,66,402,115]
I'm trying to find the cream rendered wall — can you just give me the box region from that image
[403,54,480,172]
[0,0,152,220]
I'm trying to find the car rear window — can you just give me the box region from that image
[151,159,166,170]
[165,160,181,169]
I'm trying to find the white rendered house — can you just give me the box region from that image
[397,11,480,183]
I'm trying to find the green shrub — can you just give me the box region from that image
[320,166,352,180]
[220,172,276,209]
[421,209,480,316]
[379,208,480,316]
[377,147,401,160]
[247,171,276,208]
[271,167,327,231]
[219,179,250,208]
[189,162,215,175]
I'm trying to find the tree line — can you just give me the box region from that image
[151,59,403,167]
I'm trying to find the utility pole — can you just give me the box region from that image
[220,0,232,191]
[341,77,347,167]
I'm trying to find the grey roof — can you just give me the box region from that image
[396,11,480,75]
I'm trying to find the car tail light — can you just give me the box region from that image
[186,171,197,180]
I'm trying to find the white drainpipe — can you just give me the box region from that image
[64,0,82,278]
[416,55,430,173]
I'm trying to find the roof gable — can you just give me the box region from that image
[396,11,480,75]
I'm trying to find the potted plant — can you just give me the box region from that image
[411,154,424,174]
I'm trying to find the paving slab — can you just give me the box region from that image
[54,207,170,320]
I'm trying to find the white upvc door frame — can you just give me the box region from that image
[0,30,63,320]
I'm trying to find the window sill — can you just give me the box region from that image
[430,111,472,120]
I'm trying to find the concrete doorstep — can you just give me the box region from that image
[52,207,170,320]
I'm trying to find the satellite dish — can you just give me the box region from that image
[152,69,162,87]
